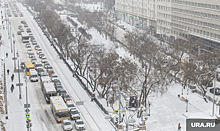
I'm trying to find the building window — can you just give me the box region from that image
[212,5,215,9]
[207,32,209,36]
[217,5,219,10]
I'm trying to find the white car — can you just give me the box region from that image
[27,48,32,54]
[66,101,76,111]
[41,57,47,63]
[62,120,73,131]
[74,119,85,130]
[50,74,59,82]
[36,48,43,54]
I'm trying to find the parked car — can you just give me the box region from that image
[29,53,35,58]
[210,88,220,95]
[32,40,37,45]
[62,120,73,131]
[74,119,85,130]
[24,24,28,27]
[27,48,32,54]
[62,94,72,103]
[69,108,80,120]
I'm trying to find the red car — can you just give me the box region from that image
[48,70,54,77]
[62,94,72,103]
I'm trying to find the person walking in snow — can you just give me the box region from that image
[7,69,9,75]
[11,84,14,93]
[11,74,14,82]
[6,53,8,58]
[177,123,181,131]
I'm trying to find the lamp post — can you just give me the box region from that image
[148,101,151,116]
[13,40,16,70]
[16,51,22,99]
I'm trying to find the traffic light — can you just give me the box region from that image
[26,123,29,128]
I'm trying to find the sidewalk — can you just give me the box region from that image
[0,8,27,131]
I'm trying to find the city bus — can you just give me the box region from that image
[24,62,34,76]
[21,32,29,43]
[50,96,69,123]
[42,82,57,104]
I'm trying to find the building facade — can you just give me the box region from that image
[115,0,220,50]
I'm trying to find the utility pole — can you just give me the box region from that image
[213,71,216,116]
[118,77,121,124]
[13,41,16,70]
[16,51,22,99]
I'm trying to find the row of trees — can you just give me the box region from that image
[33,0,220,111]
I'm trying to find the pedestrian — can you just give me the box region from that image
[91,92,95,102]
[7,69,9,75]
[3,25,4,30]
[11,74,14,82]
[177,123,181,131]
[11,84,14,93]
[6,53,8,58]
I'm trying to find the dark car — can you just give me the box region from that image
[57,88,67,97]
[37,68,45,75]
[17,31,21,35]
[210,88,220,95]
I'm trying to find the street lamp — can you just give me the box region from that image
[16,51,22,99]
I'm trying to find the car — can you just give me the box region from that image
[41,57,47,63]
[27,48,32,53]
[32,40,37,45]
[36,48,43,54]
[57,88,67,97]
[210,88,220,95]
[62,120,73,131]
[17,31,21,35]
[29,33,33,37]
[51,74,58,82]
[54,83,63,91]
[44,62,50,68]
[48,70,55,77]
[65,101,76,110]
[26,28,31,33]
[35,45,40,50]
[39,72,48,77]
[24,24,28,27]
[20,61,28,69]
[30,37,35,42]
[18,25,22,29]
[31,58,37,64]
[21,20,26,24]
[62,94,72,103]
[69,108,80,120]
[25,43,31,48]
[39,53,45,58]
[29,53,35,58]
[74,119,85,130]
[37,68,45,75]
[46,65,53,72]
[20,28,24,32]
[34,62,43,70]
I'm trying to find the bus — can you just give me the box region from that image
[21,32,29,43]
[24,62,34,76]
[50,96,69,123]
[42,82,57,104]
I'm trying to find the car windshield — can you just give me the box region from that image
[71,110,78,114]
[52,75,57,78]
[67,104,74,108]
[36,64,42,67]
[77,121,84,125]
[64,95,70,98]
[49,71,54,74]
[64,122,71,125]
[32,75,38,77]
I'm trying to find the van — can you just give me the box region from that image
[29,69,38,82]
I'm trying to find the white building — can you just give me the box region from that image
[115,0,220,50]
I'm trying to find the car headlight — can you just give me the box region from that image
[64,127,66,129]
